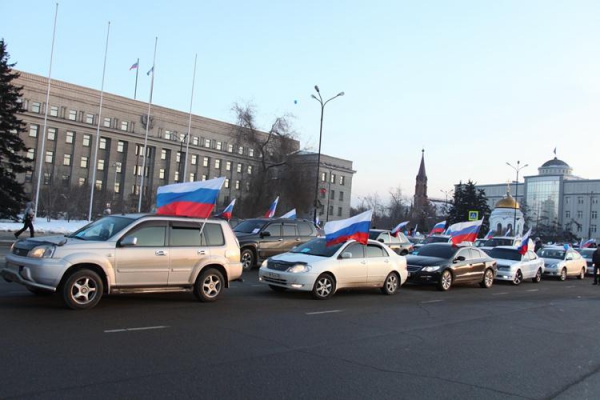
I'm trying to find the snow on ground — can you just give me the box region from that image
[0,219,89,234]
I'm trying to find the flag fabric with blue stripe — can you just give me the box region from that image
[281,208,296,219]
[517,228,532,255]
[216,198,236,221]
[447,219,483,245]
[156,177,225,218]
[129,61,139,70]
[582,239,597,248]
[391,221,409,237]
[430,220,446,235]
[147,66,154,76]
[484,228,494,240]
[324,210,373,247]
[265,197,279,218]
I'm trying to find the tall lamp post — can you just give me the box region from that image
[311,85,344,223]
[506,160,528,236]
[440,189,453,215]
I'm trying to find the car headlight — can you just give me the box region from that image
[260,260,268,269]
[28,244,56,259]
[422,266,440,272]
[286,264,311,273]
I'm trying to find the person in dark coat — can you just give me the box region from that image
[534,237,543,252]
[14,199,35,238]
[593,246,600,285]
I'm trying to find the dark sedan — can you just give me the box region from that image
[406,243,497,291]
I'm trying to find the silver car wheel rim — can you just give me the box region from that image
[71,277,98,305]
[514,272,521,285]
[441,272,451,290]
[316,278,332,297]
[241,252,252,269]
[536,270,541,281]
[202,275,222,298]
[386,275,398,292]
[561,269,566,280]
[485,270,493,286]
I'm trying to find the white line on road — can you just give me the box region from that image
[306,310,342,315]
[492,292,509,296]
[421,300,444,304]
[566,286,576,288]
[527,289,539,292]
[104,325,169,333]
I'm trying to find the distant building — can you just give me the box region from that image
[413,149,428,211]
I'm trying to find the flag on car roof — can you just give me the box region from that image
[265,196,279,218]
[430,220,446,236]
[215,198,236,221]
[391,221,409,237]
[446,219,483,245]
[280,208,296,219]
[156,177,225,218]
[484,228,494,240]
[324,209,373,247]
[582,238,597,248]
[517,228,532,255]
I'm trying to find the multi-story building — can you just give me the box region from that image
[13,70,355,220]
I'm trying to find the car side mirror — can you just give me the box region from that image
[454,255,466,263]
[260,231,271,238]
[340,252,353,259]
[120,236,138,247]
[378,239,384,243]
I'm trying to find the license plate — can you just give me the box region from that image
[267,272,280,279]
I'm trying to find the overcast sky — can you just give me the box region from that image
[3,0,599,206]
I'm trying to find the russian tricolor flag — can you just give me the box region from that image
[484,228,494,240]
[280,208,296,219]
[582,239,597,248]
[391,221,409,237]
[517,228,532,255]
[324,210,373,247]
[447,219,483,245]
[156,177,224,218]
[430,220,446,236]
[129,61,139,70]
[216,198,236,221]
[265,196,279,218]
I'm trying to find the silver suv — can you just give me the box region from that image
[1,214,242,310]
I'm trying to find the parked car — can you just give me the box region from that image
[480,236,522,252]
[369,229,414,255]
[234,218,320,270]
[474,238,489,248]
[538,246,587,280]
[258,238,408,299]
[579,248,595,275]
[488,246,544,285]
[412,235,452,252]
[406,243,496,291]
[1,214,243,310]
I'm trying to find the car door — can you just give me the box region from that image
[520,251,534,279]
[114,221,169,286]
[366,243,392,284]
[565,250,576,275]
[257,222,283,259]
[467,248,487,281]
[167,221,208,285]
[450,248,473,282]
[281,223,301,253]
[336,242,368,287]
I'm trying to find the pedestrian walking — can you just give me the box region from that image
[103,203,112,216]
[14,199,35,238]
[593,246,600,285]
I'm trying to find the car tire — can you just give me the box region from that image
[480,268,494,288]
[438,270,453,291]
[61,269,103,310]
[312,273,336,300]
[512,270,523,286]
[381,272,400,295]
[269,284,287,292]
[27,287,54,296]
[578,268,585,280]
[194,268,224,302]
[559,268,567,281]
[400,250,408,256]
[241,248,255,271]
[532,268,542,283]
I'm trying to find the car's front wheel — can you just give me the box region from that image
[532,268,542,283]
[381,272,400,295]
[512,270,523,286]
[194,268,224,302]
[312,273,336,300]
[61,269,104,310]
[241,248,255,271]
[438,270,453,291]
[480,268,494,288]
[559,268,567,281]
[578,267,585,280]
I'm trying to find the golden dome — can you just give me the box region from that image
[496,194,520,209]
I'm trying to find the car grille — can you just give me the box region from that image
[407,265,422,273]
[262,276,288,284]
[267,260,296,272]
[12,248,29,257]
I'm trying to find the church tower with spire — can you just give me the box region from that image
[414,149,428,211]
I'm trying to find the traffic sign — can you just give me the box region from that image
[468,210,479,221]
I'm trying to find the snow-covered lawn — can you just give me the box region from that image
[0,219,89,234]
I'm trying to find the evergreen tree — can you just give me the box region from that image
[448,181,491,236]
[0,39,32,219]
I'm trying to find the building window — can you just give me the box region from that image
[338,207,342,217]
[66,131,74,143]
[215,159,221,169]
[43,173,52,185]
[176,152,181,163]
[27,149,35,160]
[199,174,206,181]
[247,165,253,175]
[592,225,597,233]
[592,211,598,219]
[189,173,195,182]
[330,190,335,200]
[204,138,211,148]
[62,175,70,187]
[227,144,233,153]
[225,178,230,188]
[95,180,102,190]
[25,172,32,182]
[226,161,231,171]
[68,110,77,121]
[47,127,56,141]
[249,148,254,157]
[174,171,180,182]
[103,117,111,128]
[191,154,197,165]
[31,102,41,113]
[161,149,167,160]
[330,174,336,183]
[565,211,570,218]
[577,211,583,218]
[203,157,209,167]
[114,182,120,193]
[63,154,71,166]
[192,136,199,146]
[45,151,54,163]
[120,121,129,131]
[81,156,89,168]
[320,189,326,199]
[117,141,125,153]
[115,162,122,173]
[593,198,598,205]
[159,169,165,179]
[329,205,334,216]
[235,180,240,190]
[339,191,344,201]
[50,106,59,117]
[577,225,582,233]
[83,134,91,147]
[99,138,107,149]
[216,141,222,150]
[98,160,105,171]
[339,176,345,185]
[78,177,86,186]
[237,163,242,173]
[246,182,250,191]
[578,197,584,204]
[164,130,172,140]
[29,125,38,137]
[85,113,94,124]
[238,146,244,155]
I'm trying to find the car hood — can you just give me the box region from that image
[541,258,564,265]
[406,255,448,266]
[269,252,328,264]
[494,258,518,268]
[14,235,112,251]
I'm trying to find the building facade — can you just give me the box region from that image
[13,71,355,219]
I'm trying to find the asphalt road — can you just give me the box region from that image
[1,245,600,400]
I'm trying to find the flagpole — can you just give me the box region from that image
[34,2,59,219]
[184,53,197,181]
[138,37,158,213]
[88,21,111,221]
[134,57,139,100]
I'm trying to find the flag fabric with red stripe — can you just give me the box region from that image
[517,228,533,255]
[324,210,373,247]
[446,219,483,245]
[156,177,224,218]
[265,197,279,218]
[430,220,446,235]
[216,198,236,221]
[391,221,409,237]
[582,239,597,248]
[129,61,139,70]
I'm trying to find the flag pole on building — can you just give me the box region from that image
[88,21,111,221]
[138,37,158,212]
[183,53,197,180]
[34,2,59,219]
[133,57,139,100]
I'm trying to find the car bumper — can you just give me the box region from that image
[495,270,515,281]
[3,255,68,291]
[258,268,317,291]
[1,265,57,292]
[543,268,561,277]
[407,270,441,284]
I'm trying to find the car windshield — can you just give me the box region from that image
[234,220,267,234]
[424,236,449,244]
[486,238,514,247]
[415,245,455,259]
[291,238,343,257]
[489,248,521,261]
[579,249,594,258]
[474,239,488,247]
[66,216,135,241]
[368,231,382,240]
[538,249,565,259]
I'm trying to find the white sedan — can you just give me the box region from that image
[258,238,408,300]
[487,246,544,285]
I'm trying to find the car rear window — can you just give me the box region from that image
[297,222,314,236]
[488,248,521,261]
[202,223,225,246]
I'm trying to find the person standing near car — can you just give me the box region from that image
[593,246,600,285]
[14,198,35,239]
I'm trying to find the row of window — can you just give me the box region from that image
[320,171,346,186]
[565,211,598,219]
[320,188,345,202]
[318,204,344,217]
[565,197,598,205]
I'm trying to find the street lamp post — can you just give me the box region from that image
[112,162,121,198]
[440,189,453,215]
[311,85,344,223]
[506,160,528,236]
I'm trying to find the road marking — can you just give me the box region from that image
[566,286,576,288]
[527,289,539,292]
[421,300,444,304]
[104,325,168,333]
[306,310,342,315]
[492,292,509,296]
[251,284,263,287]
